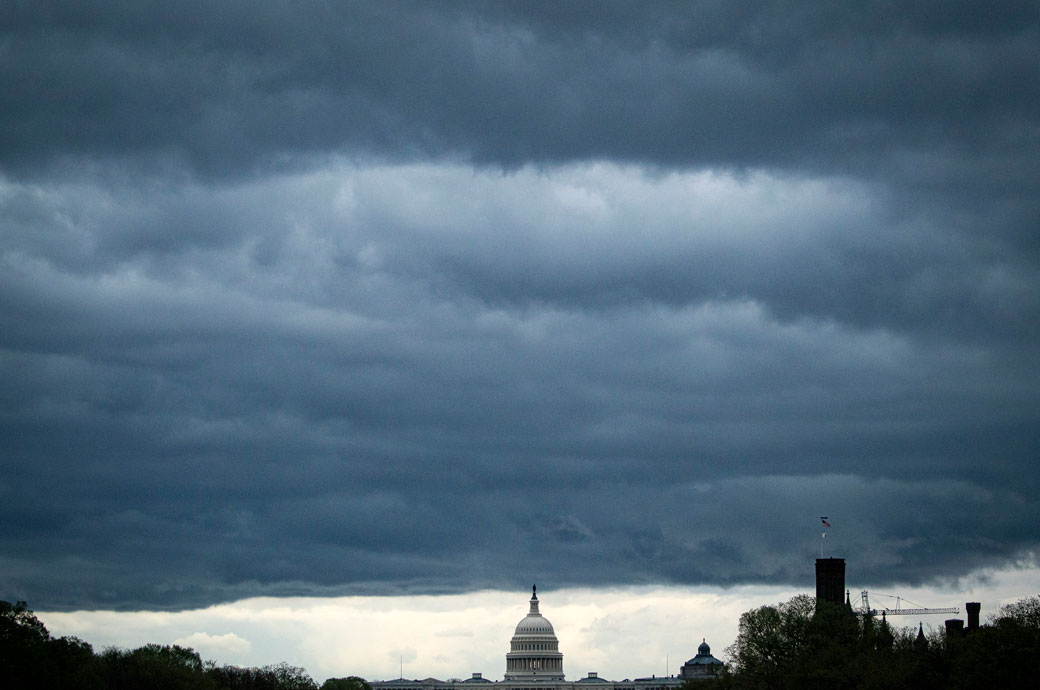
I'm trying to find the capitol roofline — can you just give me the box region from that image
[370,587,722,690]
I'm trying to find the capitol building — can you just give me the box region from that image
[370,587,723,690]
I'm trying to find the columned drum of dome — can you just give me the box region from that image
[504,586,565,681]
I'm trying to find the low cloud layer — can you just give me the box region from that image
[2,2,1038,610]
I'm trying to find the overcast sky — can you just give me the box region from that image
[3,0,1039,643]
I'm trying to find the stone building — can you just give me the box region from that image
[505,586,565,681]
[679,640,723,679]
[370,587,722,690]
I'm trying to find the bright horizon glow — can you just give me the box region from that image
[38,565,1039,685]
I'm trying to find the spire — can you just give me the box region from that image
[529,585,540,614]
[915,621,929,650]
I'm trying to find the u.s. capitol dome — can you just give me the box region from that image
[505,586,564,680]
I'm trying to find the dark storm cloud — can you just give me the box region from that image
[4,2,1038,178]
[1,2,1039,610]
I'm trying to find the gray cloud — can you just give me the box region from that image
[4,3,1038,179]
[1,2,1038,610]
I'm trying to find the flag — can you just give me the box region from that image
[821,517,831,527]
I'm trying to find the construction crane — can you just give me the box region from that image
[858,591,959,616]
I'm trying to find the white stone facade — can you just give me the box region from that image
[504,587,565,681]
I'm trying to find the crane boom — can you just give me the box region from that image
[858,590,958,616]
[871,606,959,615]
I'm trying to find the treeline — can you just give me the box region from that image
[690,593,1040,690]
[0,600,368,690]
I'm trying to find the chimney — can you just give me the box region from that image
[815,558,846,605]
[966,602,980,631]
